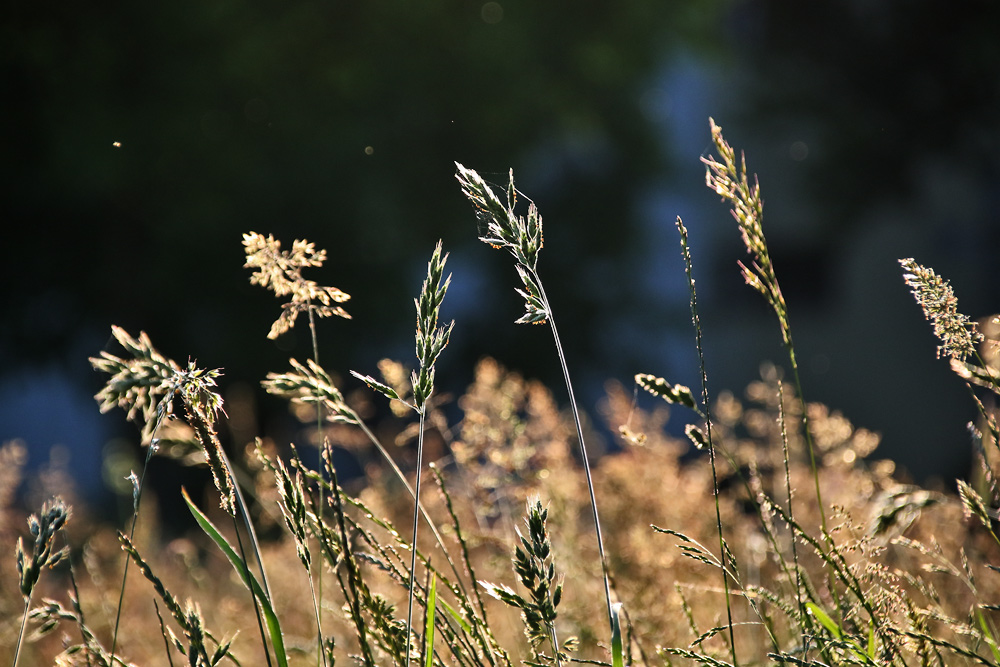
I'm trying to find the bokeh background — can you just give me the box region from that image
[3,0,1000,513]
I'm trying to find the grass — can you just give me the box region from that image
[4,118,1000,667]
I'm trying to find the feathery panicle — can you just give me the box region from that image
[702,118,789,344]
[13,497,71,667]
[957,480,995,536]
[704,121,834,561]
[183,387,236,516]
[92,327,234,513]
[243,231,351,339]
[257,443,312,570]
[262,357,358,424]
[899,258,983,362]
[634,373,697,411]
[352,240,453,411]
[90,326,182,443]
[455,163,547,323]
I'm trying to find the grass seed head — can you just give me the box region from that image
[243,231,351,339]
[900,258,983,362]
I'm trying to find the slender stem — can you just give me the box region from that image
[405,408,428,667]
[306,300,328,667]
[12,598,30,667]
[785,343,826,534]
[550,622,563,667]
[218,443,274,667]
[676,218,737,666]
[786,342,845,634]
[776,378,807,657]
[153,599,177,667]
[353,414,473,605]
[109,430,160,663]
[534,275,613,630]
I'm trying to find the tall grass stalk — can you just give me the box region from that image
[306,302,329,667]
[702,119,828,539]
[700,121,855,648]
[773,377,807,654]
[675,216,737,665]
[353,240,453,665]
[244,231,357,666]
[455,163,615,633]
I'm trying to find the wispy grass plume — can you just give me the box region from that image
[702,118,829,539]
[92,328,274,666]
[899,258,985,364]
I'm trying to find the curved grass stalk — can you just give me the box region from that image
[456,162,615,633]
[244,231,355,666]
[536,278,614,628]
[702,119,830,542]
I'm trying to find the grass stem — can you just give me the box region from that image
[405,409,429,667]
[675,216,737,666]
[536,278,614,630]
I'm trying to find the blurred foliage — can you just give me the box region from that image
[4,0,1000,482]
[2,0,725,391]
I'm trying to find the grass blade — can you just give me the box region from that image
[182,488,289,667]
[611,602,625,667]
[424,574,438,667]
[438,598,473,635]
[806,602,841,640]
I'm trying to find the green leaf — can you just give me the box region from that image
[976,608,1000,664]
[806,602,842,640]
[611,602,625,667]
[424,574,437,667]
[437,598,472,635]
[182,488,289,667]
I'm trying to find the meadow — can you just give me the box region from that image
[4,119,1000,667]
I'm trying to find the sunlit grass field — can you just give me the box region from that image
[5,120,1000,667]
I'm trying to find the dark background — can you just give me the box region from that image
[3,0,999,512]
